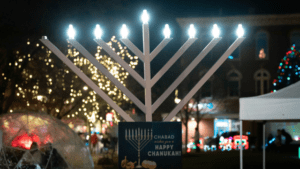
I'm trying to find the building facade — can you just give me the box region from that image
[175,13,300,148]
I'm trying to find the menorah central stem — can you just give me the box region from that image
[137,136,141,168]
[143,23,152,122]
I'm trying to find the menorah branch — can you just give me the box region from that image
[152,38,221,113]
[40,38,134,122]
[151,38,197,87]
[164,37,245,121]
[68,39,146,113]
[94,39,145,88]
[150,38,172,61]
[120,38,145,62]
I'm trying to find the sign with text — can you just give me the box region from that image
[118,122,182,169]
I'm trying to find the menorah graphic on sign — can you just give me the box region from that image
[125,128,153,168]
[40,10,245,122]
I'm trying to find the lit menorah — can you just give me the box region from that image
[39,9,245,123]
[125,128,153,168]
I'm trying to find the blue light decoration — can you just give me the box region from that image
[207,103,213,109]
[272,45,300,92]
[228,56,234,59]
[269,138,276,144]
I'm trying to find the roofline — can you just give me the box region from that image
[176,13,300,28]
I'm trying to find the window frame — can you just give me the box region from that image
[255,31,269,60]
[227,69,242,97]
[253,68,271,95]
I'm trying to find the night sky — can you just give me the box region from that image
[1,0,298,48]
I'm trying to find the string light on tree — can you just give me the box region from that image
[272,44,300,93]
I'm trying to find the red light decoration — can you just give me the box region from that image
[11,133,33,150]
[233,135,249,150]
[11,133,51,150]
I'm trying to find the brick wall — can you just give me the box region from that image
[182,119,214,144]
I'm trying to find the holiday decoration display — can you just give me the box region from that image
[272,44,300,92]
[0,111,94,168]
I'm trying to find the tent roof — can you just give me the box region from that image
[239,81,300,120]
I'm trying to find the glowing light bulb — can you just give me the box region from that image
[121,24,129,39]
[212,24,220,38]
[141,10,149,24]
[189,24,196,38]
[68,24,75,39]
[236,24,244,38]
[94,24,102,39]
[163,24,171,39]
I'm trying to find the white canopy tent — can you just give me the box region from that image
[239,80,300,169]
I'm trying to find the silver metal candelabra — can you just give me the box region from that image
[125,128,153,168]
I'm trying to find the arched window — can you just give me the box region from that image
[290,31,300,49]
[256,31,268,60]
[254,69,271,95]
[227,69,242,97]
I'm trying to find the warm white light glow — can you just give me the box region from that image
[163,24,171,38]
[189,24,196,38]
[94,24,102,39]
[174,97,181,104]
[188,103,193,108]
[37,95,43,101]
[236,24,244,38]
[198,103,203,109]
[68,24,75,39]
[141,10,149,24]
[121,24,129,39]
[212,24,220,38]
[83,86,88,91]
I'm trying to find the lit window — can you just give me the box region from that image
[256,32,268,59]
[254,69,270,95]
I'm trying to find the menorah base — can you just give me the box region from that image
[136,165,143,168]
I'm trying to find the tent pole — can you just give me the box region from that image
[263,121,266,169]
[240,120,243,169]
